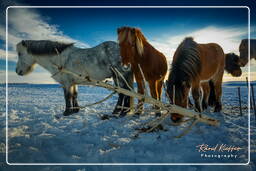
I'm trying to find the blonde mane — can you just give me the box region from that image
[118,27,146,56]
[134,29,145,56]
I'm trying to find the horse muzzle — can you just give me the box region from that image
[122,63,131,71]
[231,69,242,77]
[171,113,183,123]
[16,68,24,76]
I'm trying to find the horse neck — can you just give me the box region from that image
[33,49,71,74]
[133,40,149,65]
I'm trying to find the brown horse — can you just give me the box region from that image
[239,39,256,66]
[225,53,242,77]
[117,27,168,113]
[166,37,225,122]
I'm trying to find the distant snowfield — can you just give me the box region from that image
[0,83,255,171]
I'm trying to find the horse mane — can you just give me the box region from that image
[118,27,146,56]
[21,40,74,55]
[170,37,201,83]
[134,28,147,56]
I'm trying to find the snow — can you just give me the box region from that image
[0,83,255,170]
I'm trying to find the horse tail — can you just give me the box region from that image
[208,80,216,107]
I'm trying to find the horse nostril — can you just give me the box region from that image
[171,113,183,123]
[18,71,23,75]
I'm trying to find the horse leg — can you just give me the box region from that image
[114,94,125,115]
[154,80,164,116]
[149,80,158,99]
[156,80,163,101]
[188,97,193,108]
[63,86,75,116]
[71,85,80,113]
[112,75,123,115]
[118,70,134,116]
[135,73,145,115]
[192,83,202,113]
[201,82,210,111]
[213,81,223,112]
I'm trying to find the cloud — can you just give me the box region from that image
[149,26,248,63]
[0,71,56,84]
[148,25,255,81]
[0,8,89,61]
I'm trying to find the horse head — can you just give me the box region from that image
[16,40,36,76]
[239,39,249,67]
[225,53,242,77]
[167,76,191,123]
[117,27,145,67]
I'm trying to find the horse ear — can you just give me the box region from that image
[132,28,135,33]
[21,40,26,46]
[117,28,120,34]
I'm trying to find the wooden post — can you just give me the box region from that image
[251,84,256,117]
[246,77,253,109]
[238,87,242,116]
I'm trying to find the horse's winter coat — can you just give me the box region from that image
[16,40,134,116]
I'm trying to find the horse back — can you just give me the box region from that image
[140,42,168,80]
[198,43,225,80]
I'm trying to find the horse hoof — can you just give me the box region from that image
[214,107,222,113]
[195,108,202,113]
[135,111,142,115]
[155,112,161,117]
[119,111,127,117]
[112,109,121,115]
[214,103,222,112]
[73,109,79,113]
[202,103,208,111]
[63,109,75,116]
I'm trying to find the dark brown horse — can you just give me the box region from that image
[167,37,225,122]
[117,27,168,113]
[225,53,242,77]
[239,39,256,66]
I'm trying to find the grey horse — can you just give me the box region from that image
[16,40,133,116]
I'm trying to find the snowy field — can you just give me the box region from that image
[0,83,255,171]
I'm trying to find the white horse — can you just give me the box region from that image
[16,40,134,116]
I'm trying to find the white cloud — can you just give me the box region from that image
[149,26,248,63]
[0,7,253,83]
[148,26,255,81]
[0,8,89,61]
[0,71,56,84]
[0,49,16,60]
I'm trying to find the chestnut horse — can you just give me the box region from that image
[167,37,225,122]
[117,27,168,113]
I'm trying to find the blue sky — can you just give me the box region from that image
[34,8,249,46]
[0,0,255,83]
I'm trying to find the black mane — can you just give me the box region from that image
[168,37,201,84]
[21,40,74,55]
[166,37,201,100]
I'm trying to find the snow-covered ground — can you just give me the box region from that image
[0,83,255,171]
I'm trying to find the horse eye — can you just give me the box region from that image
[18,52,21,56]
